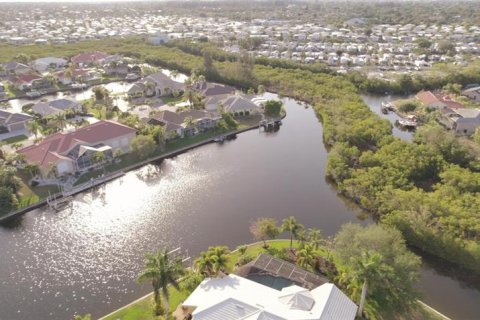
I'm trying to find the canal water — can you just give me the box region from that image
[361,94,414,141]
[0,94,479,319]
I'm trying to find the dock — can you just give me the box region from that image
[259,119,282,131]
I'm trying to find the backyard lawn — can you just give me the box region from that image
[2,134,28,144]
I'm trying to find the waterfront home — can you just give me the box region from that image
[8,73,42,91]
[221,94,262,115]
[462,86,480,102]
[31,98,82,117]
[195,82,236,111]
[440,107,480,135]
[31,57,68,73]
[144,72,185,97]
[1,62,32,76]
[0,110,33,133]
[416,90,465,110]
[18,120,136,177]
[71,51,109,67]
[179,273,357,320]
[53,69,94,85]
[147,109,219,138]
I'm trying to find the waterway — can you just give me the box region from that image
[361,94,414,141]
[0,94,479,319]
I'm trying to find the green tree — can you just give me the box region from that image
[92,86,110,101]
[92,151,106,164]
[130,135,156,160]
[138,250,185,316]
[27,120,41,139]
[334,224,421,316]
[53,113,67,131]
[264,100,282,117]
[250,217,280,248]
[194,246,230,277]
[307,228,322,250]
[281,216,303,249]
[296,243,317,270]
[73,314,91,320]
[14,53,30,64]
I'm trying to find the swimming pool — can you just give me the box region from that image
[247,273,296,291]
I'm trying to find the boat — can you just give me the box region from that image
[396,118,417,129]
[213,135,225,143]
[26,91,42,99]
[71,83,88,90]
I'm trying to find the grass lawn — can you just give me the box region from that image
[161,95,185,105]
[15,169,60,208]
[102,286,191,320]
[2,134,28,144]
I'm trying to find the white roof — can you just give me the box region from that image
[278,285,315,311]
[183,274,357,320]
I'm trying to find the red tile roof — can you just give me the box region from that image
[416,90,465,109]
[71,51,108,64]
[19,120,136,170]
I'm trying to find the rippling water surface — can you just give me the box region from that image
[0,95,479,320]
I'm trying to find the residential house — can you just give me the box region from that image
[103,61,129,77]
[8,73,42,91]
[180,274,357,320]
[144,72,185,97]
[30,77,54,91]
[54,69,93,85]
[147,109,218,138]
[31,57,68,73]
[462,86,480,102]
[127,82,147,98]
[31,98,82,117]
[221,94,262,115]
[195,81,236,111]
[0,110,33,133]
[1,62,32,76]
[18,120,136,177]
[441,108,480,135]
[70,51,108,67]
[416,90,465,109]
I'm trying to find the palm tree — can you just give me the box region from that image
[138,250,185,317]
[351,251,386,317]
[307,228,322,250]
[194,246,230,277]
[296,243,317,270]
[281,216,304,249]
[53,113,67,131]
[27,120,41,139]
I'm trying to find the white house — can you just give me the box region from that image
[181,274,357,320]
[462,86,480,102]
[31,57,68,73]
[442,108,480,135]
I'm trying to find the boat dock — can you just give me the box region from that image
[259,119,283,131]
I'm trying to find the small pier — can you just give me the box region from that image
[46,193,73,210]
[259,119,282,132]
